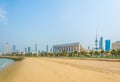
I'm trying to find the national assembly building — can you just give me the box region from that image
[53,42,86,53]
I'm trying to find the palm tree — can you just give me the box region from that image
[100,50,105,57]
[73,51,78,57]
[78,52,81,57]
[111,49,117,57]
[61,51,67,56]
[89,51,94,57]
[80,51,87,57]
[94,51,100,57]
[48,52,54,57]
[116,49,120,57]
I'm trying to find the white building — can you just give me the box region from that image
[112,41,120,50]
[53,42,86,53]
[0,53,2,56]
[4,43,9,55]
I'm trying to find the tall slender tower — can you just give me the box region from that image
[28,47,31,53]
[25,47,27,53]
[46,45,48,52]
[105,40,111,51]
[35,44,37,52]
[99,37,103,50]
[13,45,16,53]
[95,32,98,50]
[4,43,9,55]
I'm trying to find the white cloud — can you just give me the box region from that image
[0,7,7,25]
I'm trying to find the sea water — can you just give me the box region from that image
[0,58,14,70]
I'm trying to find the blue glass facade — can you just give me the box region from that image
[28,47,31,53]
[105,40,111,51]
[46,45,48,52]
[99,37,103,50]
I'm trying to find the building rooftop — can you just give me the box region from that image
[116,41,120,43]
[53,42,80,47]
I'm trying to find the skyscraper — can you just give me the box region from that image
[28,47,31,53]
[4,43,9,55]
[105,40,111,51]
[35,44,37,52]
[50,48,53,52]
[95,32,98,50]
[112,41,120,50]
[46,45,48,52]
[13,45,16,53]
[25,47,27,53]
[99,37,103,50]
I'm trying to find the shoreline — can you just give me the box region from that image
[0,56,24,74]
[0,57,120,82]
[40,56,120,62]
[0,56,120,62]
[0,56,24,61]
[0,59,14,70]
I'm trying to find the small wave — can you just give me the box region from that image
[0,58,14,69]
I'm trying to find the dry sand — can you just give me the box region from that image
[0,57,120,82]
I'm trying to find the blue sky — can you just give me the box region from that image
[0,0,120,52]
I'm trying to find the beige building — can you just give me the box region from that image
[4,43,9,55]
[53,42,86,53]
[112,41,120,50]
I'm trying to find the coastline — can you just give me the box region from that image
[0,58,14,71]
[0,57,24,78]
[0,60,22,82]
[0,56,24,61]
[0,56,24,71]
[47,56,120,62]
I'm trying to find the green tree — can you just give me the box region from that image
[80,51,87,57]
[89,51,94,57]
[116,49,120,56]
[73,51,78,57]
[74,51,78,54]
[68,52,72,57]
[78,52,81,57]
[48,52,54,57]
[100,50,105,57]
[111,49,117,57]
[61,51,67,56]
[94,51,100,57]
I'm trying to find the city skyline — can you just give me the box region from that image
[0,0,120,52]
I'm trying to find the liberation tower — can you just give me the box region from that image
[95,32,98,50]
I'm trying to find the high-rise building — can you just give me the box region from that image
[99,37,103,50]
[50,48,53,52]
[112,41,120,50]
[35,44,37,52]
[25,48,27,52]
[95,32,98,50]
[46,45,48,52]
[13,45,16,53]
[4,43,9,55]
[28,47,31,53]
[105,40,111,51]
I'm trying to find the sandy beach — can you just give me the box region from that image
[0,57,120,82]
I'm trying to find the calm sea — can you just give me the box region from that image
[0,58,14,70]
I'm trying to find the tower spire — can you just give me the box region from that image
[95,29,98,50]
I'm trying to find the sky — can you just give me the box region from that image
[0,0,120,52]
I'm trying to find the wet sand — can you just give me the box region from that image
[0,57,120,82]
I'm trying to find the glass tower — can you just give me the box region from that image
[99,37,103,50]
[4,43,9,54]
[46,45,48,52]
[35,44,37,52]
[13,45,16,53]
[28,47,31,53]
[105,40,111,51]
